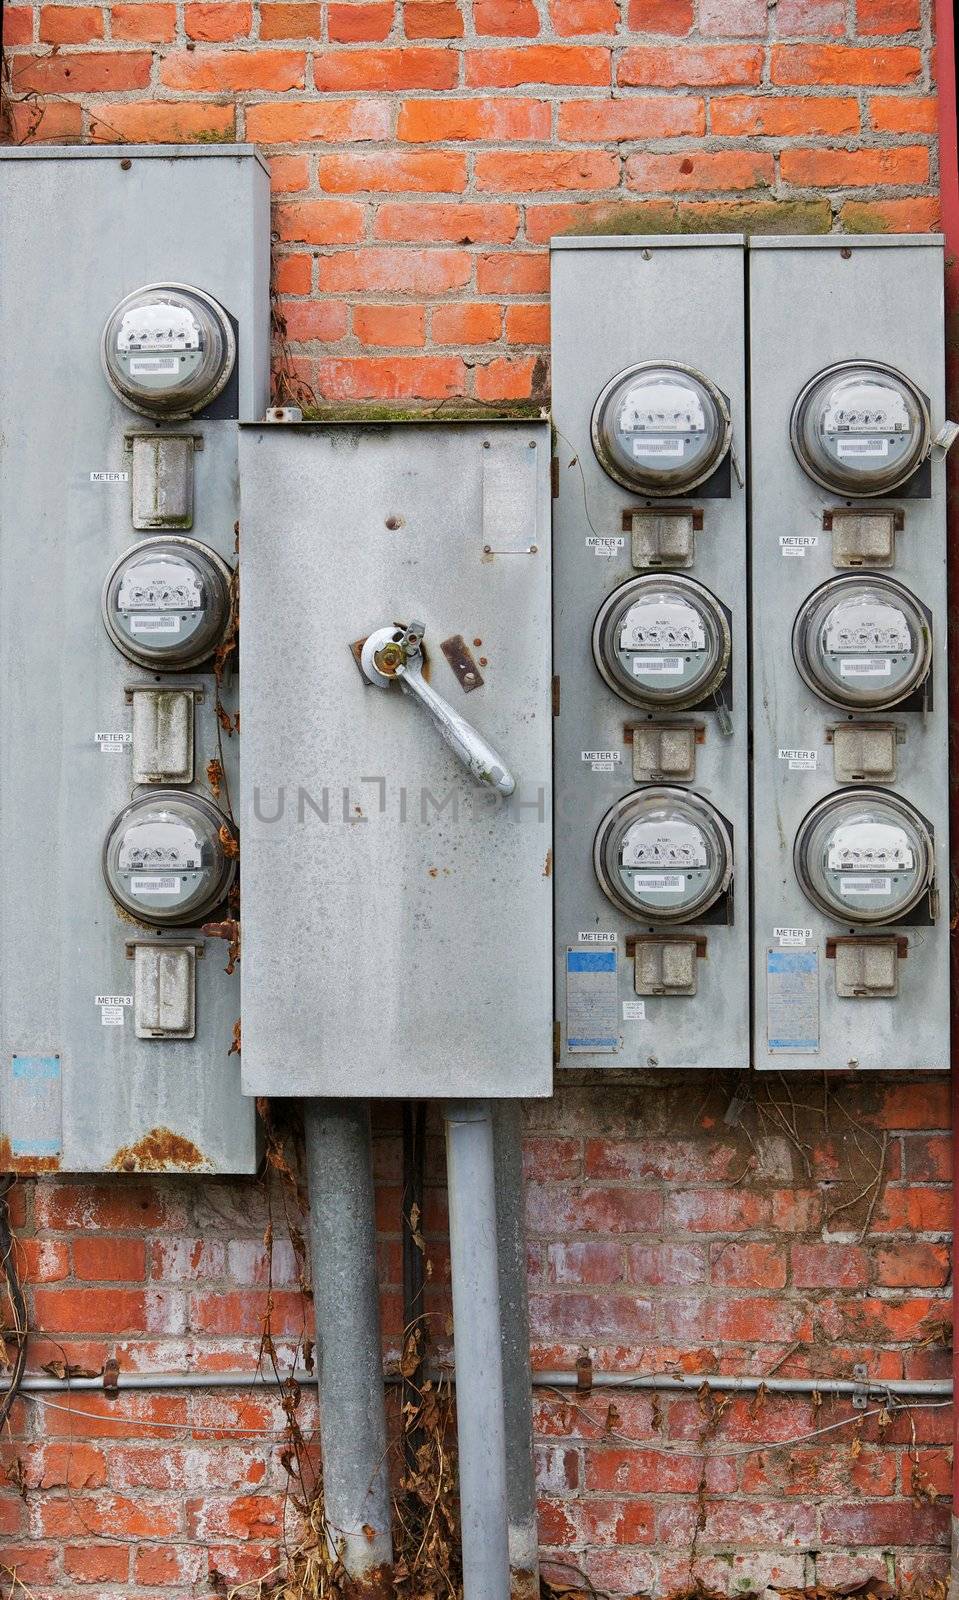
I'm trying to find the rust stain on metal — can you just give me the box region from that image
[542,849,553,878]
[511,1569,541,1600]
[0,1135,60,1175]
[440,633,484,694]
[347,1565,394,1599]
[109,1127,210,1173]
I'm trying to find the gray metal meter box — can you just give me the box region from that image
[550,237,749,1070]
[749,236,950,1071]
[238,422,553,1099]
[0,147,270,1171]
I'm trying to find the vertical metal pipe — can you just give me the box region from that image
[303,1099,394,1594]
[444,1099,511,1600]
[492,1101,540,1600]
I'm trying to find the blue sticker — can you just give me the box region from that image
[9,1055,62,1158]
[566,947,618,1052]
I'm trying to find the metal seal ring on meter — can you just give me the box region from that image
[101,283,235,420]
[794,789,934,924]
[102,536,233,671]
[103,790,237,927]
[792,574,930,710]
[790,360,931,496]
[593,787,733,923]
[592,574,730,710]
[591,361,732,495]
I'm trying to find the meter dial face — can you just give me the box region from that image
[591,362,732,495]
[101,283,235,419]
[103,790,237,926]
[594,787,733,923]
[102,536,233,670]
[593,574,730,710]
[790,361,930,496]
[792,575,930,710]
[794,789,933,924]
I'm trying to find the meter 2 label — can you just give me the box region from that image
[95,730,132,753]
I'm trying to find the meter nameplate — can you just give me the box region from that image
[634,872,685,893]
[9,1055,62,1161]
[624,381,706,434]
[766,948,819,1053]
[632,655,684,676]
[119,565,203,611]
[837,438,888,458]
[839,657,892,677]
[827,826,913,872]
[119,305,201,353]
[825,603,910,653]
[839,875,892,896]
[621,602,706,652]
[566,948,618,1053]
[621,821,708,869]
[634,438,684,457]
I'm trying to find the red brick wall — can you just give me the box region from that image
[0,0,942,403]
[4,1077,953,1596]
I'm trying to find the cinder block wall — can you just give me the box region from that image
[0,2,951,1591]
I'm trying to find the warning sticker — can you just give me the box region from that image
[766,948,819,1054]
[566,948,618,1054]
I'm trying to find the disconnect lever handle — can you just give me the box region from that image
[359,624,516,798]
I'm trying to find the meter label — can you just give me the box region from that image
[634,873,685,893]
[837,437,888,457]
[766,948,819,1054]
[622,999,647,1020]
[839,875,892,896]
[582,750,621,773]
[96,995,132,1026]
[774,927,812,947]
[633,438,685,457]
[89,470,129,483]
[839,657,892,677]
[578,931,618,944]
[586,536,625,553]
[566,948,618,1053]
[632,656,684,676]
[778,747,818,770]
[95,730,132,753]
[779,535,818,557]
[131,616,182,634]
[131,875,182,895]
[129,355,181,376]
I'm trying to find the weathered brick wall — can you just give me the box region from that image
[0,0,942,402]
[3,1076,952,1596]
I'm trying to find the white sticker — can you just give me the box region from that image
[582,750,621,773]
[622,999,647,1020]
[89,470,129,483]
[839,657,893,677]
[633,437,684,457]
[774,927,812,947]
[95,994,133,1007]
[780,535,818,557]
[779,747,818,771]
[579,931,618,944]
[634,873,685,893]
[96,993,133,1027]
[95,730,132,753]
[131,875,181,895]
[840,875,892,896]
[129,355,180,376]
[131,615,182,634]
[837,437,888,458]
[633,656,684,676]
[586,536,626,552]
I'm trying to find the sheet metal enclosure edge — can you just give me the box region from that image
[0,147,269,1172]
[237,421,553,1099]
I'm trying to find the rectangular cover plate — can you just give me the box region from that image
[8,1056,62,1164]
[566,948,619,1051]
[766,948,820,1053]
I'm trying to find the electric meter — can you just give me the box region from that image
[790,361,930,496]
[794,789,934,924]
[594,787,733,922]
[101,283,235,419]
[591,362,732,495]
[103,790,237,926]
[593,574,730,710]
[102,536,233,670]
[793,574,930,710]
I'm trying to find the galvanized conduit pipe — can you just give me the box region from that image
[444,1098,511,1600]
[303,1099,394,1594]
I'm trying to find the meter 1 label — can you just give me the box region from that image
[778,747,818,771]
[89,470,129,483]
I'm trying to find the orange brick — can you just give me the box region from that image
[72,1236,146,1281]
[39,5,104,41]
[627,149,774,190]
[160,48,304,88]
[184,0,251,34]
[0,1546,56,1585]
[506,302,550,343]
[319,151,467,191]
[317,248,471,293]
[477,250,549,292]
[269,153,311,192]
[40,1495,180,1541]
[466,44,609,84]
[474,0,539,31]
[432,302,502,343]
[274,254,313,294]
[840,195,940,230]
[475,354,542,400]
[619,44,762,85]
[32,1288,148,1334]
[857,0,920,30]
[550,0,618,31]
[315,45,457,87]
[779,143,928,185]
[405,0,463,33]
[36,1443,108,1490]
[3,95,83,137]
[771,42,921,83]
[475,149,618,190]
[280,301,349,339]
[245,98,391,140]
[90,100,236,140]
[328,1,394,38]
[1,6,33,41]
[314,355,467,399]
[19,1239,69,1282]
[12,48,151,91]
[559,95,705,138]
[354,304,427,346]
[259,1,322,33]
[627,0,692,28]
[711,92,859,133]
[110,2,177,38]
[374,200,519,240]
[868,92,936,129]
[273,200,365,243]
[397,96,550,139]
